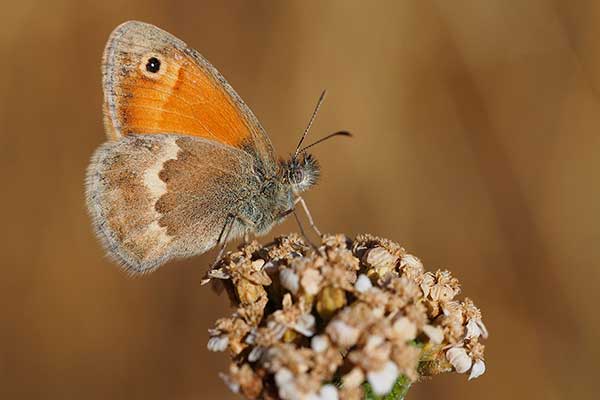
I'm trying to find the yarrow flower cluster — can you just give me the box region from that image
[204,234,488,399]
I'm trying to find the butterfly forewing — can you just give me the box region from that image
[102,21,275,172]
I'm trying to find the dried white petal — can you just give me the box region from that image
[282,293,293,308]
[477,319,489,339]
[367,361,399,396]
[366,247,398,268]
[311,335,329,353]
[219,372,240,393]
[263,260,276,271]
[200,277,212,286]
[267,320,288,339]
[343,367,365,389]
[294,313,316,336]
[207,268,230,280]
[446,347,472,374]
[278,382,301,400]
[275,368,294,386]
[327,320,360,347]
[366,334,385,349]
[442,300,461,316]
[392,317,417,342]
[465,319,482,339]
[420,273,435,297]
[301,268,322,295]
[207,335,229,352]
[468,359,486,380]
[371,306,385,319]
[400,254,423,270]
[319,384,339,400]
[423,324,444,344]
[430,285,455,302]
[251,259,265,270]
[248,346,264,362]
[354,274,373,293]
[280,269,299,294]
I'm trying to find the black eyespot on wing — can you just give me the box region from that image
[145,57,161,73]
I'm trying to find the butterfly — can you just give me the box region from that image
[85,21,349,274]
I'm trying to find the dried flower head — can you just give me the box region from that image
[205,234,488,399]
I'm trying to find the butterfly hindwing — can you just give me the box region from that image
[85,134,258,273]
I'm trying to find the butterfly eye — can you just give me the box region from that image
[145,57,161,73]
[293,169,304,184]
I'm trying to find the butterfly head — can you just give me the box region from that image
[280,89,349,195]
[282,153,320,194]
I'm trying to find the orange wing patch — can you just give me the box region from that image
[102,21,275,167]
[107,50,253,147]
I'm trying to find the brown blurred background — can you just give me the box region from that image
[1,1,598,399]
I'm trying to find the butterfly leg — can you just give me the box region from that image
[201,215,236,285]
[294,196,322,236]
[292,209,319,249]
[236,215,256,244]
[203,215,255,285]
[214,214,236,263]
[214,214,256,261]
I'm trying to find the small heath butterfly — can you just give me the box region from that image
[86,21,349,274]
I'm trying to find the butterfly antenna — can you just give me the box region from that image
[297,131,352,154]
[294,90,327,158]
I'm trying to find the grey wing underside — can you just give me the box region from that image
[85,134,259,274]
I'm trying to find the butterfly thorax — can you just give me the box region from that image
[241,153,319,234]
